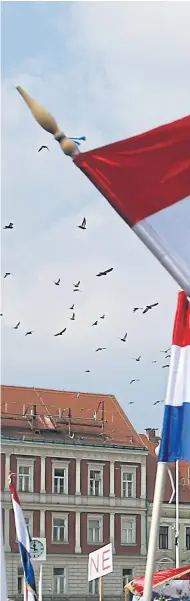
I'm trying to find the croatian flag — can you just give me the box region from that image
[8,473,38,601]
[158,291,190,463]
[74,116,190,293]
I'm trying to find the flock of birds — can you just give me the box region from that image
[2,216,171,405]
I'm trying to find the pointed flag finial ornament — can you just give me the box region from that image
[16,86,79,157]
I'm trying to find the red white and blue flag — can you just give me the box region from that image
[8,472,38,601]
[158,291,190,463]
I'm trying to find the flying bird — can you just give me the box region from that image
[3,222,14,230]
[4,272,13,279]
[142,303,159,314]
[38,145,49,152]
[160,347,171,354]
[69,304,74,310]
[92,321,98,326]
[54,328,66,337]
[162,364,170,369]
[0,313,3,317]
[96,268,113,277]
[85,370,90,373]
[95,347,106,352]
[70,313,75,321]
[133,307,143,313]
[165,354,171,359]
[128,402,134,405]
[25,331,33,336]
[73,280,80,288]
[133,356,141,362]
[120,333,127,342]
[130,379,140,384]
[78,218,86,230]
[153,401,160,406]
[53,278,60,286]
[100,314,105,319]
[13,321,20,330]
[152,360,157,364]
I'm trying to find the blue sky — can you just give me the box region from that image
[1,1,190,435]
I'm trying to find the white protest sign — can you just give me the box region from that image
[88,543,113,582]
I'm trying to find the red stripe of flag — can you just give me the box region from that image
[8,472,21,505]
[74,115,190,226]
[172,291,190,347]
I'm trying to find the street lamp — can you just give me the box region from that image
[16,86,79,158]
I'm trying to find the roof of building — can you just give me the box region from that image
[140,433,190,503]
[1,385,147,450]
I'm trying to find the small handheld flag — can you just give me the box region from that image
[159,291,190,463]
[8,472,38,600]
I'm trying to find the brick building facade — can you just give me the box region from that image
[1,385,148,600]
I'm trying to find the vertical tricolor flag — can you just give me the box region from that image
[74,116,190,294]
[159,291,190,463]
[8,473,38,601]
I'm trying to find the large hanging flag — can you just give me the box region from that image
[0,504,8,601]
[8,472,38,601]
[74,116,190,295]
[158,290,190,463]
[126,566,190,598]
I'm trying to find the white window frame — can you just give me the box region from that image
[87,514,103,545]
[185,525,190,550]
[52,513,68,544]
[17,458,35,493]
[53,566,66,594]
[89,578,99,595]
[16,512,33,542]
[121,465,137,498]
[158,524,172,550]
[121,516,136,545]
[88,463,104,497]
[17,567,24,594]
[52,461,69,495]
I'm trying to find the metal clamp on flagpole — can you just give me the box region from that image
[133,220,190,297]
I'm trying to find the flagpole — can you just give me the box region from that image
[133,220,190,297]
[175,460,180,568]
[0,505,8,601]
[39,564,43,601]
[143,462,167,601]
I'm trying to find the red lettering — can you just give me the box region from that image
[90,555,99,574]
[102,549,110,571]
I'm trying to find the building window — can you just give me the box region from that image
[159,526,168,550]
[122,569,133,590]
[88,516,103,544]
[89,578,99,595]
[53,567,66,594]
[121,517,136,545]
[121,466,137,498]
[89,470,102,496]
[16,514,33,542]
[54,468,66,494]
[122,473,133,498]
[17,567,24,594]
[186,527,190,550]
[52,516,68,543]
[18,466,31,492]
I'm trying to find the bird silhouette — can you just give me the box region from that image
[120,333,127,342]
[3,222,14,230]
[133,307,143,313]
[38,145,49,152]
[53,278,60,286]
[142,303,159,314]
[162,364,169,369]
[78,218,86,230]
[160,347,171,354]
[92,321,98,326]
[96,268,113,277]
[128,402,134,405]
[100,314,105,319]
[85,370,90,373]
[130,379,140,384]
[70,313,75,321]
[4,272,13,279]
[13,321,20,330]
[54,328,66,337]
[0,313,3,317]
[25,331,33,336]
[152,360,157,364]
[133,356,141,362]
[69,304,74,310]
[165,354,171,359]
[73,280,80,288]
[153,401,160,406]
[95,347,106,352]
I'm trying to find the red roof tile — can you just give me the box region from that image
[1,385,146,449]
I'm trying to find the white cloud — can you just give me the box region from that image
[1,1,190,432]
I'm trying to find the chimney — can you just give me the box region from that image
[145,428,156,440]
